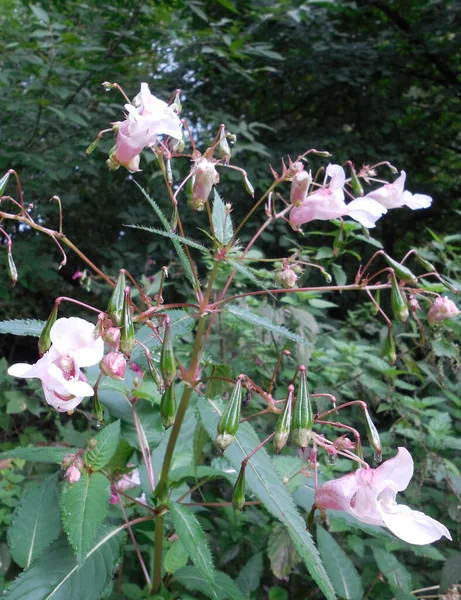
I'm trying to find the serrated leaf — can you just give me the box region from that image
[236,552,263,594]
[8,474,61,568]
[0,446,80,464]
[169,503,215,585]
[226,306,308,345]
[197,398,336,600]
[316,526,363,600]
[173,566,245,600]
[126,224,209,253]
[268,524,301,580]
[0,319,45,337]
[212,190,233,245]
[84,420,120,470]
[372,546,412,593]
[332,264,347,286]
[135,182,197,288]
[228,260,276,298]
[131,309,194,361]
[164,540,189,574]
[60,472,110,563]
[5,525,126,600]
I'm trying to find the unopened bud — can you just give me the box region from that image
[383,255,417,285]
[290,170,311,206]
[38,303,59,356]
[218,129,231,163]
[390,274,409,323]
[100,352,127,380]
[349,164,364,197]
[427,296,460,324]
[160,317,176,388]
[104,327,121,350]
[232,466,246,511]
[275,266,298,289]
[292,366,314,450]
[65,465,82,484]
[364,408,382,462]
[416,255,436,273]
[190,158,219,211]
[160,384,176,429]
[408,294,420,313]
[274,385,294,453]
[107,271,126,327]
[216,376,243,451]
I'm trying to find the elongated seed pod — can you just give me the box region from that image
[120,287,135,358]
[160,317,176,388]
[383,255,417,285]
[215,376,243,451]
[107,271,126,326]
[364,408,382,463]
[38,303,59,356]
[232,466,246,511]
[384,327,396,364]
[391,274,409,323]
[371,289,381,316]
[147,356,165,394]
[274,385,294,454]
[160,384,176,429]
[6,248,17,285]
[292,366,314,450]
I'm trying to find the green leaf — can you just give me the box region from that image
[197,398,335,600]
[60,472,111,563]
[169,503,215,585]
[173,566,245,600]
[126,224,209,253]
[236,552,263,594]
[8,474,61,568]
[268,587,288,600]
[164,540,189,575]
[135,182,197,288]
[316,526,363,600]
[226,306,308,345]
[332,264,347,286]
[131,309,194,360]
[205,364,232,399]
[212,190,233,245]
[0,319,45,337]
[84,420,120,470]
[372,546,412,593]
[227,260,276,298]
[0,446,80,464]
[170,464,233,484]
[5,391,28,414]
[268,524,301,579]
[30,4,50,23]
[440,552,461,592]
[5,525,126,600]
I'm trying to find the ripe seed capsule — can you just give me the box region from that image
[274,385,294,454]
[160,384,176,429]
[291,366,314,451]
[232,465,246,511]
[160,317,176,388]
[107,271,126,327]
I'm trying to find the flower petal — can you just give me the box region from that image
[401,191,432,210]
[378,502,452,545]
[50,317,98,353]
[346,198,387,228]
[314,471,361,512]
[42,386,85,412]
[326,164,346,192]
[374,447,413,492]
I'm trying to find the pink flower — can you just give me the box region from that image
[364,171,432,210]
[99,352,127,380]
[8,317,104,412]
[427,296,460,323]
[290,165,386,229]
[314,447,451,545]
[65,465,82,484]
[72,271,83,281]
[190,158,220,210]
[290,167,312,206]
[111,467,141,503]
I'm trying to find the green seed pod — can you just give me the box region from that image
[120,287,135,358]
[160,384,176,429]
[85,136,100,156]
[94,389,104,425]
[384,327,396,364]
[383,255,417,284]
[350,167,364,197]
[215,376,243,451]
[364,408,382,463]
[160,318,176,388]
[243,175,254,196]
[292,366,314,450]
[147,356,165,394]
[6,248,17,285]
[0,171,10,196]
[107,270,126,326]
[391,274,409,323]
[371,288,381,316]
[38,303,59,356]
[416,254,436,274]
[274,385,294,454]
[166,159,173,186]
[232,466,246,511]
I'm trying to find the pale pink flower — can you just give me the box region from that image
[8,317,104,412]
[427,296,460,323]
[191,158,219,210]
[99,352,127,380]
[290,164,386,229]
[290,168,312,206]
[65,465,82,484]
[365,171,432,210]
[315,447,451,545]
[111,467,141,502]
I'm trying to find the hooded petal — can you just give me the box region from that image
[374,447,414,492]
[50,317,103,368]
[378,502,452,545]
[326,164,346,192]
[346,198,387,228]
[348,484,385,526]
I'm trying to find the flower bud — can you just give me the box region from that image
[218,129,231,163]
[350,166,364,197]
[390,274,409,323]
[232,466,246,511]
[383,255,417,285]
[190,158,219,211]
[408,294,420,313]
[427,296,460,324]
[384,327,396,364]
[216,376,243,451]
[100,352,127,380]
[292,366,314,450]
[104,327,121,350]
[160,317,176,388]
[6,248,17,285]
[107,271,126,327]
[160,384,176,429]
[275,265,298,289]
[274,385,294,454]
[290,170,311,206]
[416,255,436,273]
[120,287,135,358]
[38,303,59,356]
[364,408,382,463]
[65,465,82,484]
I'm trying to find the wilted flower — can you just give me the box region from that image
[427,296,460,324]
[364,171,432,210]
[290,165,312,206]
[190,158,219,210]
[100,352,127,380]
[314,447,451,545]
[110,467,141,504]
[275,264,298,289]
[8,317,104,412]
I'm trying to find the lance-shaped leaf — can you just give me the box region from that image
[8,474,61,568]
[227,306,308,345]
[173,566,245,600]
[317,526,363,600]
[197,398,336,600]
[372,546,412,594]
[0,319,45,337]
[127,224,209,253]
[83,420,120,470]
[60,472,111,563]
[236,552,264,595]
[169,503,215,586]
[5,525,126,600]
[0,446,80,464]
[212,189,234,246]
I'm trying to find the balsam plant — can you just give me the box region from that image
[0,82,459,600]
